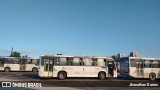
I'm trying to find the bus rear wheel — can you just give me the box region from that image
[4,67,10,72]
[149,73,156,81]
[58,72,67,80]
[98,72,106,80]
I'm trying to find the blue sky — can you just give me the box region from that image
[0,0,160,58]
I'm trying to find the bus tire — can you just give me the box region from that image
[32,67,38,72]
[4,67,10,72]
[98,72,106,80]
[149,73,156,81]
[58,71,67,80]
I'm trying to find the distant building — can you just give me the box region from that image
[118,53,124,58]
[130,52,140,57]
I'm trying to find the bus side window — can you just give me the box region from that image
[92,59,97,66]
[91,58,94,66]
[150,61,153,68]
[57,58,60,65]
[59,57,67,66]
[144,60,146,67]
[73,58,81,66]
[130,59,136,67]
[54,58,58,65]
[144,60,150,68]
[80,58,84,66]
[153,60,159,68]
[104,59,107,67]
[66,58,69,65]
[67,57,73,66]
[13,59,19,64]
[6,59,14,64]
[70,58,73,65]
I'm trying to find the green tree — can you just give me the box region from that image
[10,51,21,57]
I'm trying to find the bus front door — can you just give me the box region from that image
[44,59,53,77]
[108,61,114,77]
[136,60,144,78]
[107,61,117,77]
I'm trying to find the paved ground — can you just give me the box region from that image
[0,72,160,90]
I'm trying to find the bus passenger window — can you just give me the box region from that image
[104,59,107,66]
[144,60,150,68]
[150,61,154,68]
[56,58,60,65]
[92,59,97,66]
[67,57,73,66]
[153,61,159,68]
[53,58,57,65]
[59,58,67,66]
[79,58,84,66]
[73,58,80,66]
[130,59,136,67]
[83,58,91,66]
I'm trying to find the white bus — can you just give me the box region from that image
[120,57,160,80]
[0,57,38,72]
[38,55,117,80]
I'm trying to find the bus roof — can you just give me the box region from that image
[73,56,90,58]
[128,57,160,60]
[4,57,21,59]
[92,56,113,59]
[41,55,73,58]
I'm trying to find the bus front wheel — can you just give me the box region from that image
[4,67,10,72]
[149,73,156,81]
[58,72,67,80]
[98,72,106,80]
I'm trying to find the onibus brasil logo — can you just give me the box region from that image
[1,82,42,87]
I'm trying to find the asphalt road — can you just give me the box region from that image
[0,72,160,90]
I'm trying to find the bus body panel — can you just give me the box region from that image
[4,64,20,71]
[39,66,45,77]
[129,67,137,77]
[25,64,36,71]
[0,67,4,71]
[39,66,108,78]
[113,69,117,77]
[83,66,106,77]
[54,66,84,77]
[143,68,160,78]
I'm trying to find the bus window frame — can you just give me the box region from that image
[72,57,82,66]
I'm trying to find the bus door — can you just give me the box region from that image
[44,59,53,77]
[136,60,144,78]
[0,58,4,70]
[107,61,117,77]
